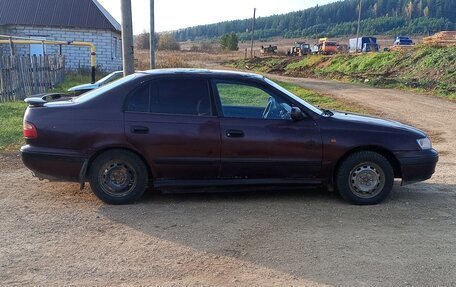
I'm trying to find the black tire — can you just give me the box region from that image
[335,151,394,205]
[89,149,148,204]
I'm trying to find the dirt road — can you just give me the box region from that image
[1,78,456,286]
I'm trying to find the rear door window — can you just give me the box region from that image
[126,78,212,116]
[127,83,150,112]
[152,78,212,116]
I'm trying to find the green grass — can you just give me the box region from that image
[286,55,324,70]
[0,101,27,151]
[218,83,271,106]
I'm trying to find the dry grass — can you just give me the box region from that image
[135,49,244,71]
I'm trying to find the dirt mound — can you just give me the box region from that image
[423,31,456,46]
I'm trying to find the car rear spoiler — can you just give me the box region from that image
[24,93,72,107]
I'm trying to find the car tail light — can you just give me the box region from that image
[23,121,38,139]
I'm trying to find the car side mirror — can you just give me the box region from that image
[291,107,305,121]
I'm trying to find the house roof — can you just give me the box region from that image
[0,0,121,32]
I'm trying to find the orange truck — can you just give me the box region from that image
[312,38,338,55]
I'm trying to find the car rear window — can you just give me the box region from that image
[73,74,135,103]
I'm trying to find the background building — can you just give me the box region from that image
[0,0,122,72]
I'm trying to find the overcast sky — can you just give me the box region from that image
[97,0,337,34]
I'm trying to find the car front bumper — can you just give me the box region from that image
[21,145,87,182]
[395,149,438,185]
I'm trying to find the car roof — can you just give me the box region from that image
[137,68,265,81]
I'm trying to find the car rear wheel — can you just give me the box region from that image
[89,150,148,204]
[336,151,394,205]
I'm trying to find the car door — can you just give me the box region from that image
[213,79,322,181]
[124,77,221,180]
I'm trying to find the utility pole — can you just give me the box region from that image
[121,0,135,76]
[149,0,155,69]
[355,0,362,53]
[250,8,256,58]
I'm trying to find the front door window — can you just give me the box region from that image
[216,82,292,120]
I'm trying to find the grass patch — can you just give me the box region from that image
[286,55,324,70]
[0,101,27,151]
[217,83,271,106]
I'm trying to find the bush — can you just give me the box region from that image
[220,33,239,51]
[158,34,180,51]
[135,32,159,50]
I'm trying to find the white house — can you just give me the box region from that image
[0,0,122,72]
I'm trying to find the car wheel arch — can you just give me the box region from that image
[86,147,155,181]
[332,145,402,184]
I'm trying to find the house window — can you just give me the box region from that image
[30,44,44,56]
[29,36,46,56]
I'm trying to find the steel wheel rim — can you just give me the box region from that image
[98,160,137,197]
[348,162,385,199]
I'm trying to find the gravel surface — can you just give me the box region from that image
[1,78,455,286]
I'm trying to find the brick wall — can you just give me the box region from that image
[2,25,122,72]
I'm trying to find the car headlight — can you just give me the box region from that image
[416,137,432,150]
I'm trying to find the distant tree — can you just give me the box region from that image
[405,1,414,19]
[172,0,455,41]
[135,32,150,50]
[158,34,180,51]
[373,3,378,17]
[135,31,159,50]
[220,33,239,51]
[417,0,424,17]
[423,6,430,17]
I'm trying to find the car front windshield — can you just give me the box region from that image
[73,74,136,103]
[264,78,323,115]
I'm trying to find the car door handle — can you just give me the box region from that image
[131,126,149,134]
[226,129,244,138]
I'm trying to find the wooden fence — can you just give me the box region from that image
[0,54,65,102]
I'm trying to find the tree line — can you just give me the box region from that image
[173,0,455,41]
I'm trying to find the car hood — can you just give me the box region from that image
[68,83,99,91]
[330,111,426,137]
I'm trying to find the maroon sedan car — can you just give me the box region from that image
[21,69,438,205]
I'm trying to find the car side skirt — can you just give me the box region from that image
[154,178,324,193]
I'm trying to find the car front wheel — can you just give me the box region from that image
[89,149,148,204]
[336,151,394,205]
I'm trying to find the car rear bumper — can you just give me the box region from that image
[21,145,86,182]
[396,149,438,185]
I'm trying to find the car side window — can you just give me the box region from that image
[215,82,292,120]
[126,78,212,116]
[151,79,212,116]
[127,83,150,112]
